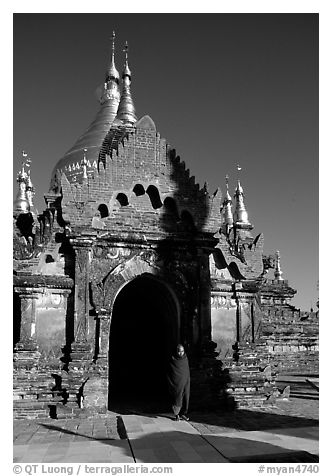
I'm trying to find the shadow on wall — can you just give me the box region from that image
[103,138,234,413]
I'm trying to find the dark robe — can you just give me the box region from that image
[167,353,190,415]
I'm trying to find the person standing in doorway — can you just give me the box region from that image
[167,344,190,421]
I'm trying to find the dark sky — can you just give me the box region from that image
[13,13,318,311]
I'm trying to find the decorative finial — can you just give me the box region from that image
[123,41,128,62]
[274,250,284,281]
[18,150,31,180]
[81,148,88,180]
[104,30,120,85]
[115,40,136,124]
[233,167,251,226]
[122,41,131,77]
[101,32,120,106]
[111,30,115,57]
[109,30,116,69]
[22,150,28,170]
[221,173,233,229]
[23,150,31,165]
[25,156,35,209]
[14,150,31,215]
[236,164,243,192]
[225,174,231,199]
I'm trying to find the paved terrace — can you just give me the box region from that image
[13,399,319,463]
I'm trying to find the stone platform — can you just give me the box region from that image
[13,399,319,463]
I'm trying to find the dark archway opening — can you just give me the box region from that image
[108,275,179,413]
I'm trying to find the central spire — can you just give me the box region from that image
[50,34,138,189]
[51,34,122,187]
[115,41,137,125]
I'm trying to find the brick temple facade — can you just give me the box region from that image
[13,37,318,419]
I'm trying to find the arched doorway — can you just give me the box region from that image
[108,274,180,412]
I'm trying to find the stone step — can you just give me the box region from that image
[290,392,319,400]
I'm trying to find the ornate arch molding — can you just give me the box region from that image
[90,253,188,318]
[89,252,192,365]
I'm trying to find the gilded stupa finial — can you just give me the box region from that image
[101,32,121,106]
[236,164,243,193]
[115,40,137,125]
[222,174,233,227]
[25,154,35,209]
[106,30,120,83]
[274,250,284,281]
[81,148,88,180]
[14,150,31,215]
[123,40,131,77]
[233,165,251,226]
[19,151,29,178]
[225,174,232,201]
[111,30,115,57]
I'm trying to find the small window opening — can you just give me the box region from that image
[133,184,145,196]
[98,203,109,218]
[116,193,129,206]
[146,185,163,209]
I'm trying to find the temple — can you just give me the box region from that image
[13,35,318,419]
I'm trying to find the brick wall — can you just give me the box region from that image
[60,117,221,236]
[259,280,319,376]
